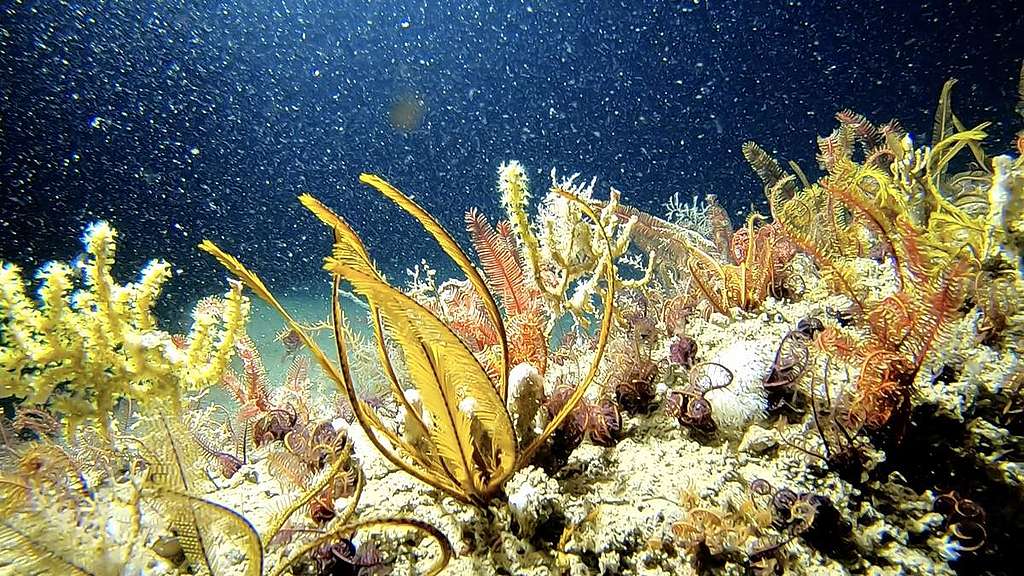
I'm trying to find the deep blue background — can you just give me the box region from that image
[2,0,1022,316]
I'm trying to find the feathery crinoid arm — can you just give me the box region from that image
[334,263,518,500]
[465,207,531,316]
[360,173,511,400]
[145,414,263,576]
[742,141,798,201]
[305,189,518,502]
[685,238,730,316]
[299,195,470,491]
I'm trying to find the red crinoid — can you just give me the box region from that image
[223,335,271,421]
[463,207,548,373]
[253,405,298,447]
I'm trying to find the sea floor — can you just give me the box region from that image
[198,262,1021,575]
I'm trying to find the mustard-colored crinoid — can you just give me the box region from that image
[682,212,780,316]
[202,173,616,505]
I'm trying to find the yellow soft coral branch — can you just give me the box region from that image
[134,260,172,332]
[0,222,249,438]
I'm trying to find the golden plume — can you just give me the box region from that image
[201,172,616,504]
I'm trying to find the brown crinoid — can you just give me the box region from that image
[665,362,733,435]
[544,380,622,467]
[614,357,659,414]
[607,314,662,415]
[253,404,299,447]
[607,338,660,415]
[933,490,987,554]
[782,359,870,482]
[762,324,814,411]
[669,335,698,369]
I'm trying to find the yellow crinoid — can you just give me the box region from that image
[201,173,615,505]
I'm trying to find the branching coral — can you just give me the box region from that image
[0,222,248,438]
[202,171,617,505]
[0,223,452,576]
[499,160,650,330]
[611,198,719,285]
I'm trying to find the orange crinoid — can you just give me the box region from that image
[762,130,970,431]
[685,213,794,316]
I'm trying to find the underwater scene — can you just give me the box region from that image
[2,1,1024,575]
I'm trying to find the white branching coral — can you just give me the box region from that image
[664,192,714,240]
[499,161,652,330]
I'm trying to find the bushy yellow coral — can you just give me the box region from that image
[0,221,248,437]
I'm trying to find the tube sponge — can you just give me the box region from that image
[704,339,773,433]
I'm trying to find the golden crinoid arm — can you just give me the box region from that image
[738,213,775,311]
[145,414,263,576]
[304,189,518,502]
[920,80,991,253]
[298,195,433,458]
[684,238,730,316]
[198,240,466,500]
[933,78,989,174]
[516,187,616,469]
[359,173,512,401]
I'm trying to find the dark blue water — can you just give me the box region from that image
[2,0,1022,316]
